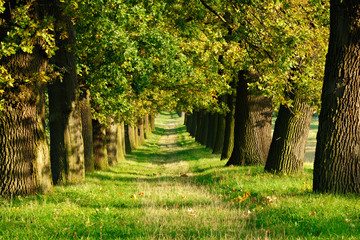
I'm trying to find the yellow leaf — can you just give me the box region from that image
[234,191,251,202]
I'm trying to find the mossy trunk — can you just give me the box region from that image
[314,0,360,193]
[79,89,94,173]
[48,10,84,184]
[226,71,272,166]
[92,119,108,170]
[0,1,53,197]
[221,87,236,160]
[265,99,313,174]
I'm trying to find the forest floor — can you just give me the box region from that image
[0,112,359,239]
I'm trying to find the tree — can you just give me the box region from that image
[314,0,360,193]
[48,1,84,184]
[226,71,272,166]
[260,0,329,174]
[265,95,313,173]
[221,84,236,160]
[0,0,55,197]
[79,88,94,173]
[92,119,108,170]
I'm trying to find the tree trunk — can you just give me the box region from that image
[124,124,132,154]
[138,118,146,145]
[185,113,192,133]
[128,125,137,150]
[117,123,126,161]
[48,10,84,184]
[190,111,198,138]
[144,115,150,139]
[134,125,140,147]
[210,113,219,150]
[79,89,94,173]
[0,2,53,197]
[213,112,226,154]
[226,71,272,166]
[150,115,156,131]
[195,110,204,143]
[313,0,360,193]
[221,87,236,160]
[206,113,217,149]
[120,122,126,156]
[106,122,118,167]
[199,112,209,145]
[92,119,108,170]
[265,99,313,174]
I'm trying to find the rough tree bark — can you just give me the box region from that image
[190,111,198,138]
[48,4,84,184]
[120,122,126,157]
[206,113,217,149]
[213,111,226,154]
[150,115,156,131]
[117,123,126,161]
[0,1,53,197]
[106,121,119,167]
[265,97,313,174]
[221,86,236,160]
[185,113,192,133]
[199,112,209,145]
[128,125,137,150]
[138,118,146,145]
[144,115,150,139]
[313,0,360,193]
[79,89,94,173]
[195,110,204,143]
[92,119,108,170]
[226,71,272,166]
[124,124,132,154]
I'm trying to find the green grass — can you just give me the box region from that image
[0,112,359,239]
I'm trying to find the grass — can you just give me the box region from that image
[0,112,359,239]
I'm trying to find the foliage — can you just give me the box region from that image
[0,1,57,87]
[69,0,230,124]
[169,0,329,111]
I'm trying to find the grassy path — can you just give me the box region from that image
[0,112,360,239]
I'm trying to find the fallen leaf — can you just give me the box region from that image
[234,191,251,202]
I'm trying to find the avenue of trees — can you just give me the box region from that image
[0,0,359,196]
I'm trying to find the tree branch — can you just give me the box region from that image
[198,0,230,28]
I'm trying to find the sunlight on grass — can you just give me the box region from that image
[0,112,359,239]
